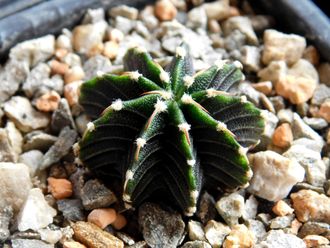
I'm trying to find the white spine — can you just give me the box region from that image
[111,99,123,111]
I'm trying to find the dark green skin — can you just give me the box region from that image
[78,45,265,216]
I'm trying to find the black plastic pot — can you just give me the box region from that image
[0,0,330,61]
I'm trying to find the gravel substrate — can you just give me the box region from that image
[1,0,330,248]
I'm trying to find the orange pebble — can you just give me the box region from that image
[35,91,61,112]
[272,200,294,216]
[47,177,73,200]
[87,208,117,229]
[112,213,127,230]
[63,241,87,248]
[272,123,293,148]
[50,60,69,75]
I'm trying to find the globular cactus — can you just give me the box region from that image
[76,45,265,216]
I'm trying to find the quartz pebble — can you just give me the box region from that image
[245,219,266,242]
[23,131,58,152]
[72,221,124,248]
[252,81,272,95]
[47,177,73,200]
[64,80,82,107]
[181,241,212,248]
[272,123,293,148]
[272,200,294,216]
[269,214,294,229]
[4,96,50,133]
[35,91,61,112]
[255,230,306,248]
[17,188,57,231]
[83,55,112,80]
[11,239,54,248]
[0,162,32,213]
[262,29,306,65]
[87,208,117,229]
[154,0,177,21]
[303,235,329,247]
[216,192,245,226]
[103,41,119,60]
[243,195,258,220]
[187,7,207,30]
[223,224,255,248]
[188,220,206,241]
[291,189,330,223]
[248,151,305,201]
[258,60,287,84]
[204,220,231,248]
[38,228,63,244]
[19,150,44,176]
[4,121,23,160]
[240,45,261,72]
[311,84,330,106]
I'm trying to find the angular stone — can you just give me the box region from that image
[188,220,206,241]
[258,60,287,84]
[243,195,258,220]
[202,0,230,21]
[109,5,138,20]
[82,8,105,24]
[181,241,212,248]
[248,151,305,201]
[0,206,13,242]
[303,234,329,247]
[83,55,112,80]
[10,35,55,67]
[204,220,231,248]
[298,222,330,238]
[240,45,261,72]
[81,179,117,210]
[223,224,255,248]
[270,214,295,229]
[114,16,135,35]
[272,200,294,217]
[311,84,330,106]
[4,96,49,133]
[38,228,63,244]
[272,123,293,148]
[187,7,207,30]
[0,129,16,162]
[18,150,44,177]
[17,188,57,231]
[72,221,124,248]
[23,131,58,152]
[11,239,54,248]
[139,202,185,248]
[255,230,306,248]
[0,162,31,213]
[303,117,328,130]
[258,110,278,149]
[262,29,306,65]
[216,192,245,226]
[318,100,330,122]
[245,219,266,242]
[57,199,85,221]
[291,190,330,223]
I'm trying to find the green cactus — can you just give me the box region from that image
[76,45,265,216]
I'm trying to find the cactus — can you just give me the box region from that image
[76,45,264,216]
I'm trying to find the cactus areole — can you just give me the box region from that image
[76,45,265,216]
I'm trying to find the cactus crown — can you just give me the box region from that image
[77,44,265,216]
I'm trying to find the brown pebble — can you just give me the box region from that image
[72,221,124,248]
[64,80,82,107]
[327,129,330,145]
[272,123,293,148]
[35,91,61,112]
[63,241,87,248]
[112,213,127,230]
[47,177,73,200]
[64,66,85,84]
[303,45,320,66]
[154,0,177,21]
[103,41,119,60]
[252,81,273,95]
[87,208,117,229]
[303,235,329,248]
[50,60,69,75]
[317,100,330,122]
[272,200,294,216]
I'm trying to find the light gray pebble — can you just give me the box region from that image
[114,16,135,34]
[82,8,105,24]
[181,241,212,248]
[57,199,85,221]
[0,206,13,242]
[298,221,330,238]
[83,55,112,80]
[245,219,266,242]
[109,5,138,20]
[311,84,330,105]
[186,7,207,30]
[51,98,76,134]
[18,150,44,177]
[0,129,16,162]
[23,131,57,152]
[224,30,247,51]
[240,45,261,72]
[255,230,306,248]
[11,239,53,248]
[291,138,324,153]
[270,214,295,229]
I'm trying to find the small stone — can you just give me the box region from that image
[116,232,135,245]
[248,151,305,202]
[107,28,124,43]
[258,60,287,85]
[284,145,326,187]
[258,110,278,149]
[324,180,330,196]
[81,179,117,210]
[82,8,105,24]
[216,192,244,226]
[22,63,50,97]
[23,131,57,152]
[223,224,255,248]
[75,114,90,135]
[250,15,274,33]
[208,19,222,34]
[197,191,217,224]
[51,98,75,133]
[262,29,306,65]
[40,127,77,170]
[4,96,49,133]
[304,235,329,247]
[47,177,73,200]
[155,0,177,21]
[239,45,261,72]
[4,121,23,159]
[272,200,294,216]
[17,188,57,231]
[11,239,54,248]
[72,21,107,55]
[87,208,117,229]
[303,45,320,66]
[187,7,207,30]
[109,5,138,20]
[311,84,330,106]
[0,206,13,242]
[139,202,185,248]
[64,66,85,84]
[272,123,293,148]
[252,81,272,95]
[204,220,231,248]
[318,63,330,86]
[298,222,330,238]
[114,16,135,35]
[19,150,44,176]
[303,117,328,130]
[277,109,293,123]
[127,241,148,248]
[236,82,260,105]
[291,139,322,154]
[291,189,330,223]
[10,35,55,67]
[35,91,61,112]
[202,0,231,21]
[181,241,212,248]
[255,230,306,248]
[245,219,266,242]
[0,162,31,213]
[55,48,69,59]
[50,60,69,75]
[317,100,330,122]
[57,199,85,221]
[270,214,295,229]
[188,220,206,241]
[38,228,63,244]
[112,213,127,230]
[223,30,246,51]
[61,53,82,67]
[73,221,124,248]
[103,41,119,60]
[243,195,258,220]
[63,241,87,248]
[83,55,112,80]
[56,34,72,51]
[223,16,258,45]
[64,81,82,110]
[0,129,16,162]
[134,21,150,38]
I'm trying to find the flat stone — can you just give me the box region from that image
[23,131,58,152]
[0,206,13,242]
[4,96,49,133]
[291,190,330,223]
[40,127,77,170]
[270,214,295,229]
[262,29,306,66]
[204,220,231,248]
[11,239,54,248]
[9,35,55,67]
[0,162,31,213]
[248,151,305,201]
[216,192,245,226]
[243,195,258,220]
[223,224,255,248]
[303,117,328,130]
[72,221,124,248]
[51,98,75,134]
[186,7,207,30]
[109,5,138,20]
[114,16,135,35]
[139,202,185,248]
[81,179,117,210]
[240,45,261,72]
[298,222,330,238]
[311,84,330,105]
[18,150,44,177]
[255,230,306,248]
[83,55,112,80]
[188,220,206,241]
[0,129,16,162]
[57,199,85,221]
[17,188,57,231]
[245,219,266,242]
[181,241,212,248]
